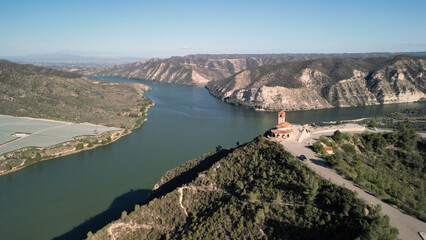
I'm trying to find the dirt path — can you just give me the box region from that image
[107,221,154,240]
[282,131,426,240]
[178,187,189,216]
[177,184,270,238]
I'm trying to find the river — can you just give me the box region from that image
[0,76,424,240]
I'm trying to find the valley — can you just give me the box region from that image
[0,75,424,239]
[2,1,426,240]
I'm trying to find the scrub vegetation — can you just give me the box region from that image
[0,60,152,128]
[0,60,154,175]
[360,108,426,131]
[89,137,398,240]
[314,126,425,221]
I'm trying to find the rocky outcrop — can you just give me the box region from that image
[207,55,426,111]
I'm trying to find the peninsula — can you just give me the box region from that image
[0,60,153,175]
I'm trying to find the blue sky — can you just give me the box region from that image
[0,0,425,58]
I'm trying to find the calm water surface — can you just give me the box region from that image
[0,76,424,240]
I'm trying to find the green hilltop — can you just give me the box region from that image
[88,137,398,239]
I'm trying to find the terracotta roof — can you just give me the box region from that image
[279,111,286,114]
[276,122,292,129]
[271,129,293,134]
[323,146,333,151]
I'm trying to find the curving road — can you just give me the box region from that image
[281,128,426,240]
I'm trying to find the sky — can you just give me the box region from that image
[0,0,425,58]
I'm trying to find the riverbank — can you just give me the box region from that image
[0,102,154,176]
[2,77,425,240]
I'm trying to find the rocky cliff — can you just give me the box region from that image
[79,53,424,86]
[206,55,426,111]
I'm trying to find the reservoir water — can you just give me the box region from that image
[0,76,424,240]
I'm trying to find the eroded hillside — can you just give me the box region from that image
[78,53,423,86]
[80,56,298,85]
[206,55,426,111]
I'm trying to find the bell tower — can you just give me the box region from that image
[278,111,286,124]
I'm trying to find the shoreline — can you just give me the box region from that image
[0,102,154,177]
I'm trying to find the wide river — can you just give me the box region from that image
[0,76,424,240]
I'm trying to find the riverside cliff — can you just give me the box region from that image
[79,53,423,86]
[206,55,426,111]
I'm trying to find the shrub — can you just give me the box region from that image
[332,130,343,143]
[367,119,378,128]
[313,141,326,155]
[342,144,356,155]
[25,157,34,165]
[76,143,84,150]
[319,136,330,145]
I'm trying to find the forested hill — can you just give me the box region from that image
[88,137,398,239]
[78,52,426,86]
[206,55,426,111]
[0,60,151,128]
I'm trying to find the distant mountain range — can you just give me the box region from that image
[0,53,146,66]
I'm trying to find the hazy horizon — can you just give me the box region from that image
[1,0,425,58]
[2,50,426,62]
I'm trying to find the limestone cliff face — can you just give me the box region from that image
[81,56,293,85]
[217,86,333,110]
[206,56,426,111]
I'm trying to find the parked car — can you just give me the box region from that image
[299,155,307,161]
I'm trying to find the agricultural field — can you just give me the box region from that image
[0,115,119,155]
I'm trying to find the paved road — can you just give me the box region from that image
[281,130,426,240]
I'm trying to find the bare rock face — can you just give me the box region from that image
[221,86,332,111]
[324,70,380,107]
[207,56,426,111]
